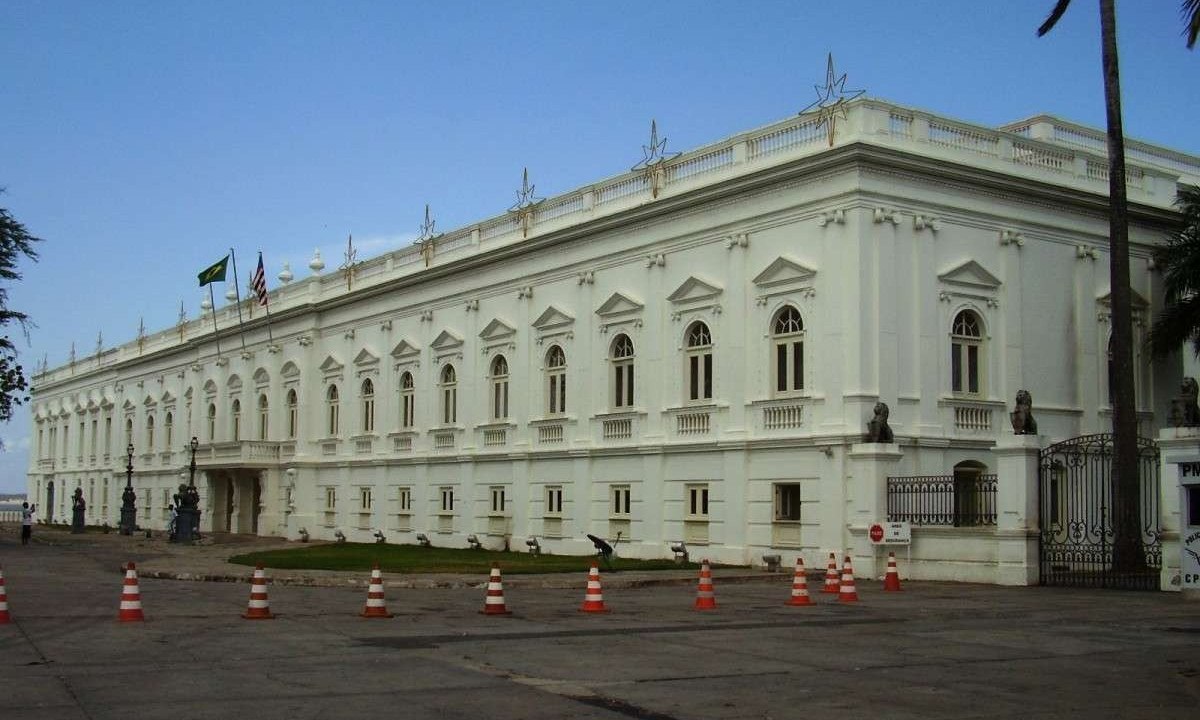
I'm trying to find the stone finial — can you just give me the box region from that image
[1010,389,1038,435]
[865,402,894,443]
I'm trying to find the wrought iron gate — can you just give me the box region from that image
[1038,434,1161,590]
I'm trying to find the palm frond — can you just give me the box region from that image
[1038,0,1073,36]
[1147,293,1200,359]
[1185,0,1200,48]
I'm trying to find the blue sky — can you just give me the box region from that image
[1,1,1198,492]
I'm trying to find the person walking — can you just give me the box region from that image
[20,501,36,545]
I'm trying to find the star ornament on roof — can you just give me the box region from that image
[509,168,544,238]
[631,120,680,198]
[415,204,440,267]
[801,54,865,147]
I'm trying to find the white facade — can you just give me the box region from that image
[26,99,1198,583]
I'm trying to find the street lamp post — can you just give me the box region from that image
[174,437,202,544]
[119,443,136,535]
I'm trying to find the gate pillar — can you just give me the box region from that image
[994,434,1041,585]
[1157,426,1200,593]
[847,442,902,580]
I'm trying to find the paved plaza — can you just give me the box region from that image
[1,526,1198,719]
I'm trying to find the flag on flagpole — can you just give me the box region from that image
[198,255,230,286]
[251,252,268,307]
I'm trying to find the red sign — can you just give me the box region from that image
[869,523,884,542]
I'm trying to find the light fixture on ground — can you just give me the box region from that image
[298,527,309,542]
[335,529,346,543]
[670,541,689,564]
[119,443,136,535]
[762,554,782,572]
[373,529,386,544]
[173,437,202,543]
[415,532,431,547]
[466,534,482,550]
[525,536,541,555]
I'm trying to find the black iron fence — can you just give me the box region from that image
[886,474,998,527]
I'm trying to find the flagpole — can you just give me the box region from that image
[259,251,275,344]
[208,284,222,357]
[229,247,247,351]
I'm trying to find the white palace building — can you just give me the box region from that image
[25,97,1200,585]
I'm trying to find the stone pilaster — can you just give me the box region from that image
[993,434,1042,586]
[847,442,903,578]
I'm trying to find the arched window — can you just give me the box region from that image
[611,334,635,409]
[231,399,242,440]
[685,321,713,402]
[206,404,216,442]
[164,412,174,450]
[145,414,155,451]
[326,385,340,436]
[771,306,804,395]
[546,345,566,415]
[286,389,298,439]
[952,460,992,527]
[440,364,457,424]
[361,378,375,433]
[257,394,269,440]
[490,355,509,421]
[400,372,415,428]
[951,310,983,395]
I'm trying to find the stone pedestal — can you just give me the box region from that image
[847,442,903,578]
[992,434,1042,586]
[71,507,86,534]
[119,486,137,535]
[1157,427,1200,593]
[174,507,201,544]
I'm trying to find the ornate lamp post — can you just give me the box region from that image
[174,436,202,543]
[119,443,136,535]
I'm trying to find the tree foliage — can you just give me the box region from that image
[1149,185,1200,359]
[0,192,42,425]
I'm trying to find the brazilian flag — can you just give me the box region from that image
[198,255,229,286]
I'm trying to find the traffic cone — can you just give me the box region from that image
[693,559,717,610]
[821,552,840,594]
[480,565,512,616]
[838,555,859,603]
[0,565,10,624]
[118,562,145,622]
[883,552,903,592]
[579,562,610,613]
[785,556,812,607]
[360,564,394,618]
[242,565,275,619]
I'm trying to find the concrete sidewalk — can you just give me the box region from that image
[2,523,795,590]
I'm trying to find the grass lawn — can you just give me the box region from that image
[228,542,709,575]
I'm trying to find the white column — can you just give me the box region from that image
[993,434,1041,586]
[847,442,903,578]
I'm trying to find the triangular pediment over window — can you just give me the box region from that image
[532,305,574,332]
[252,369,270,386]
[227,374,243,390]
[390,338,421,360]
[479,318,516,342]
[1096,287,1149,309]
[319,355,344,374]
[596,291,644,318]
[203,380,218,395]
[353,348,380,367]
[280,360,301,379]
[430,330,463,352]
[753,256,818,289]
[122,399,136,412]
[938,260,1001,290]
[161,390,176,404]
[667,276,723,305]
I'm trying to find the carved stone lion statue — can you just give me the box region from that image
[1010,389,1038,435]
[866,402,894,443]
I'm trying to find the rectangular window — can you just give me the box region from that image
[611,485,631,517]
[440,486,454,514]
[324,487,337,511]
[615,367,625,407]
[951,342,963,392]
[686,483,710,519]
[967,345,979,393]
[398,486,412,512]
[774,483,802,521]
[545,485,563,516]
[777,345,787,392]
[105,417,112,454]
[402,394,414,428]
[689,356,699,400]
[792,343,803,391]
[490,486,507,515]
[359,486,373,512]
[78,422,85,457]
[704,354,713,398]
[288,404,298,439]
[363,399,375,433]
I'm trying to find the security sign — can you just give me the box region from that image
[869,521,912,545]
[1184,528,1200,591]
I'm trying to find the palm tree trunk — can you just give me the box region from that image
[1099,0,1145,573]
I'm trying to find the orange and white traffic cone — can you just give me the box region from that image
[821,552,840,594]
[480,565,513,616]
[579,562,610,613]
[693,559,717,610]
[838,555,859,603]
[242,565,275,619]
[785,556,812,607]
[883,552,903,592]
[118,562,145,622]
[0,565,10,624]
[360,564,394,618]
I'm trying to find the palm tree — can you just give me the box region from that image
[1038,1,1200,575]
[1148,185,1200,360]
